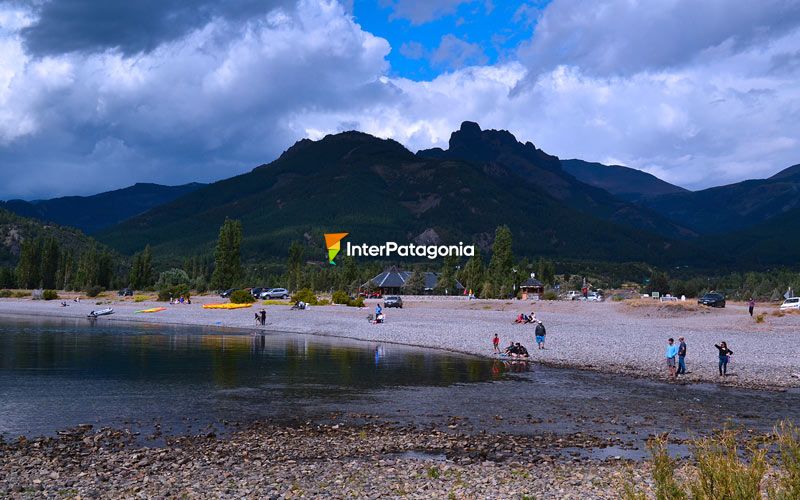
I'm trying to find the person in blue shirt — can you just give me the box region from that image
[665,338,679,378]
[375,303,382,316]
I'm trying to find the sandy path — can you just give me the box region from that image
[1,295,798,390]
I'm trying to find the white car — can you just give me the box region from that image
[780,297,800,310]
[586,292,603,302]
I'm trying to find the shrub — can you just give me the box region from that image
[332,290,350,305]
[12,290,30,298]
[134,295,149,303]
[689,429,767,500]
[0,289,12,298]
[291,288,318,305]
[157,285,190,302]
[541,290,558,301]
[770,420,800,499]
[262,299,290,306]
[85,286,103,298]
[230,289,256,304]
[316,298,331,306]
[348,297,365,308]
[42,290,59,300]
[156,268,191,289]
[755,312,766,323]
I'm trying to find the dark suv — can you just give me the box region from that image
[698,292,726,308]
[384,296,403,308]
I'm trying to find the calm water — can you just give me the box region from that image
[0,318,492,439]
[2,317,799,457]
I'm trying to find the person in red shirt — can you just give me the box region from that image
[492,333,500,353]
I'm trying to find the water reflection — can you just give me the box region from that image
[0,318,493,438]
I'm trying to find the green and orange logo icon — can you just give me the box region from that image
[324,233,348,265]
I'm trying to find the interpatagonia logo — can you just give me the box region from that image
[324,233,349,265]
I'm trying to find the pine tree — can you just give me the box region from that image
[435,255,459,295]
[16,238,42,289]
[403,270,426,295]
[40,237,60,289]
[0,267,16,288]
[487,225,514,298]
[286,241,305,291]
[461,248,485,295]
[210,218,243,290]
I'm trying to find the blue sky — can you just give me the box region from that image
[353,1,547,80]
[1,0,800,199]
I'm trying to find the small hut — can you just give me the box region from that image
[519,277,544,300]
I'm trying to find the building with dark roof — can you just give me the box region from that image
[365,267,464,295]
[520,277,545,299]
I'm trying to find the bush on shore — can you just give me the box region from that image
[85,286,103,298]
[541,290,558,300]
[230,289,255,304]
[625,421,799,499]
[157,285,190,302]
[291,288,319,305]
[332,290,350,305]
[0,289,12,298]
[42,290,59,300]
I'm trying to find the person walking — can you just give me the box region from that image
[665,338,678,378]
[715,341,733,376]
[260,309,266,326]
[492,333,500,354]
[748,298,755,317]
[676,337,687,375]
[535,321,546,349]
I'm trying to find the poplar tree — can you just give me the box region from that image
[210,218,243,290]
[487,225,514,298]
[16,238,41,289]
[40,237,60,289]
[129,245,153,289]
[461,248,485,295]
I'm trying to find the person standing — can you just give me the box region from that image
[715,341,733,377]
[260,309,266,326]
[492,333,500,353]
[535,321,546,349]
[665,338,678,378]
[748,298,755,317]
[676,337,687,375]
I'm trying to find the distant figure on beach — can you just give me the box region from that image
[535,321,546,349]
[375,303,382,316]
[665,338,678,378]
[748,298,755,317]
[260,309,266,326]
[676,337,687,375]
[715,341,733,377]
[254,312,260,325]
[492,333,500,353]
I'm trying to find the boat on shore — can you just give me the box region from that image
[88,308,114,318]
[202,303,253,310]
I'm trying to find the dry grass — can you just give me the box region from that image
[623,298,705,316]
[772,309,800,317]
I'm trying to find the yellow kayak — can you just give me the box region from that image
[202,303,253,310]
[136,307,167,313]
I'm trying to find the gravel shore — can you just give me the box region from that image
[0,417,647,499]
[1,295,798,391]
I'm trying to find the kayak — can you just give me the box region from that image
[136,307,166,314]
[88,307,114,318]
[202,303,253,310]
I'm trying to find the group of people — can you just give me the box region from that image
[493,314,548,359]
[169,295,190,305]
[514,311,537,323]
[665,337,734,378]
[369,304,385,324]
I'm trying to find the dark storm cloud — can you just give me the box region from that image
[19,0,293,56]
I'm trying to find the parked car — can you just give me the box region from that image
[780,297,800,310]
[565,291,581,301]
[585,292,603,302]
[383,296,403,308]
[118,288,133,297]
[263,288,290,299]
[698,292,726,308]
[220,288,236,298]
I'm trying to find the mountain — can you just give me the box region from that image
[418,122,695,239]
[705,205,800,267]
[560,159,687,202]
[1,182,205,234]
[0,208,100,267]
[97,125,705,266]
[640,163,800,235]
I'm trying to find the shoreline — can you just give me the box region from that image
[1,296,799,392]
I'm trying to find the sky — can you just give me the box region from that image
[1,0,800,199]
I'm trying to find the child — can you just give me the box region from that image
[492,333,500,353]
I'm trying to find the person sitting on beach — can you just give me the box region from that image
[61,301,68,307]
[504,342,517,356]
[515,313,525,324]
[514,342,530,358]
[528,312,536,323]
